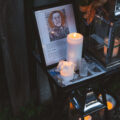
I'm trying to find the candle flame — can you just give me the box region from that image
[73,33,77,38]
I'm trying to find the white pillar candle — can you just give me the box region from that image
[67,33,83,68]
[104,38,119,57]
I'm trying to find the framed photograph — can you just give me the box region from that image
[34,3,77,66]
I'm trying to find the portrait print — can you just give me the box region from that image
[46,9,69,41]
[35,4,77,66]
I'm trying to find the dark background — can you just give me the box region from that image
[0,0,120,119]
[0,0,65,115]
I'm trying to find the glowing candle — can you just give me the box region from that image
[99,94,116,111]
[69,102,74,110]
[59,61,74,81]
[104,38,119,57]
[79,115,92,120]
[107,101,113,111]
[67,33,83,69]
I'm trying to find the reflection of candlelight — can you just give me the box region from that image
[99,94,116,111]
[104,38,119,57]
[67,33,83,69]
[107,101,113,111]
[70,102,92,120]
[79,115,92,120]
[99,94,116,119]
[70,102,74,110]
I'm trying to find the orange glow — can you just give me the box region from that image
[59,61,74,77]
[60,70,72,77]
[70,102,74,109]
[98,94,102,98]
[80,4,96,24]
[98,94,114,111]
[84,115,92,120]
[107,101,113,111]
[73,33,77,37]
[67,33,83,45]
[69,33,82,39]
[104,38,119,57]
[79,115,92,120]
[80,0,108,24]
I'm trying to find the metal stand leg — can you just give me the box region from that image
[101,88,108,120]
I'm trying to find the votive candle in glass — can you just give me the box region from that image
[104,38,119,57]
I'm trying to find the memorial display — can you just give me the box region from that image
[34,2,105,87]
[35,3,77,66]
[33,1,113,120]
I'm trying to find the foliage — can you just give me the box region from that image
[0,101,53,120]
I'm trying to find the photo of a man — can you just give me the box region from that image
[35,4,76,66]
[47,10,69,41]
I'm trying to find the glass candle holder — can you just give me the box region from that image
[79,58,88,77]
[104,38,119,57]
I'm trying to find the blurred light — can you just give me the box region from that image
[107,101,113,111]
[98,94,116,111]
[79,115,92,120]
[69,102,74,110]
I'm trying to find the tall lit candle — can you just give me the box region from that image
[67,33,83,68]
[104,38,119,57]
